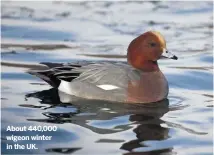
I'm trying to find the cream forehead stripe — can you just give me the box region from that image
[151,31,166,47]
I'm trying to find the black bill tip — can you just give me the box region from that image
[171,55,178,60]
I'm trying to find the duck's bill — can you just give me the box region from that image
[161,49,178,60]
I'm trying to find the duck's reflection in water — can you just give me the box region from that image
[25,88,172,154]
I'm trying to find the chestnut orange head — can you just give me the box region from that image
[127,31,177,71]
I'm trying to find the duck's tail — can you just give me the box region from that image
[27,69,61,88]
[27,62,83,88]
[27,62,65,87]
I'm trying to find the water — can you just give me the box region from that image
[1,1,213,155]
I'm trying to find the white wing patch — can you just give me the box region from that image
[97,84,120,90]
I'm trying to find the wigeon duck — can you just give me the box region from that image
[28,31,177,103]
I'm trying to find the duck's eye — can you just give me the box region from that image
[150,43,156,47]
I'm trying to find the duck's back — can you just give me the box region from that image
[57,62,141,102]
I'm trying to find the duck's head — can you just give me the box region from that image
[127,31,177,72]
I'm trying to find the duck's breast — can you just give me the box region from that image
[127,71,169,103]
